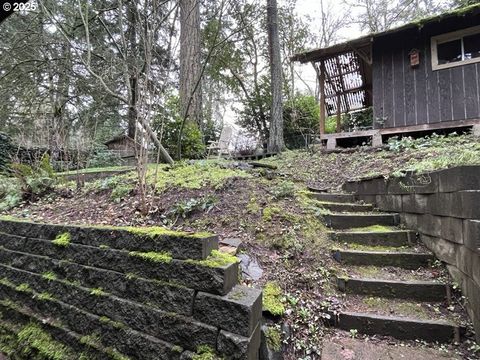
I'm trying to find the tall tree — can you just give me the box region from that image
[179,0,202,125]
[266,0,284,153]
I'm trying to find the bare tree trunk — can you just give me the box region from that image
[266,0,284,153]
[179,0,202,125]
[127,2,138,139]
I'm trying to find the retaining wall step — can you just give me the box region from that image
[333,311,462,343]
[307,193,356,203]
[336,277,449,301]
[0,262,261,340]
[324,214,400,229]
[0,233,238,295]
[317,202,374,213]
[0,264,221,351]
[332,250,435,269]
[0,282,185,360]
[329,230,416,247]
[0,246,194,316]
[0,301,125,360]
[0,219,218,260]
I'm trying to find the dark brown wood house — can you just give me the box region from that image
[292,4,480,148]
[104,134,138,164]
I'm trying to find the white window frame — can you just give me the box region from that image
[431,25,480,71]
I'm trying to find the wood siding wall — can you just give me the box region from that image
[372,15,480,129]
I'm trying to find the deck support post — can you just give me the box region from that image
[319,60,326,135]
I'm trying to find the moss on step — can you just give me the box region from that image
[347,225,397,233]
[342,243,409,252]
[263,282,285,316]
[128,250,173,263]
[360,296,434,320]
[186,250,238,268]
[52,232,71,247]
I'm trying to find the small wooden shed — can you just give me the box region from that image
[104,134,137,163]
[292,4,480,148]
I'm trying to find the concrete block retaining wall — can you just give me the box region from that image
[0,218,262,359]
[343,166,480,341]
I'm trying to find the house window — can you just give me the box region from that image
[431,26,480,70]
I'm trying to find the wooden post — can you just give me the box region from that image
[319,60,326,135]
[336,93,341,133]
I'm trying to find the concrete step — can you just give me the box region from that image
[324,213,400,229]
[307,193,356,203]
[332,249,435,269]
[332,311,463,343]
[336,277,449,301]
[317,202,374,213]
[329,230,416,247]
[306,185,329,193]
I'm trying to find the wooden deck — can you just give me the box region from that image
[320,118,480,149]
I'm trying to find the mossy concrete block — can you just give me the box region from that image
[217,323,261,360]
[463,219,480,253]
[0,300,114,360]
[437,166,480,193]
[0,283,183,360]
[0,244,195,315]
[0,235,237,295]
[194,285,262,337]
[0,218,218,260]
[0,264,217,352]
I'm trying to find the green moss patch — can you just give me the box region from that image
[42,271,57,281]
[17,323,73,360]
[347,225,396,233]
[192,345,223,360]
[89,288,107,296]
[148,161,251,192]
[129,251,173,263]
[265,326,282,351]
[187,250,238,268]
[52,232,71,247]
[263,282,285,316]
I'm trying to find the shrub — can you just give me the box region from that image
[0,132,14,173]
[88,148,124,168]
[9,153,56,202]
[154,95,206,160]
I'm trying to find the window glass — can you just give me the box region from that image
[437,39,462,64]
[464,33,480,59]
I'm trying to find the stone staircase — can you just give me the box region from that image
[307,189,469,344]
[0,218,262,359]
